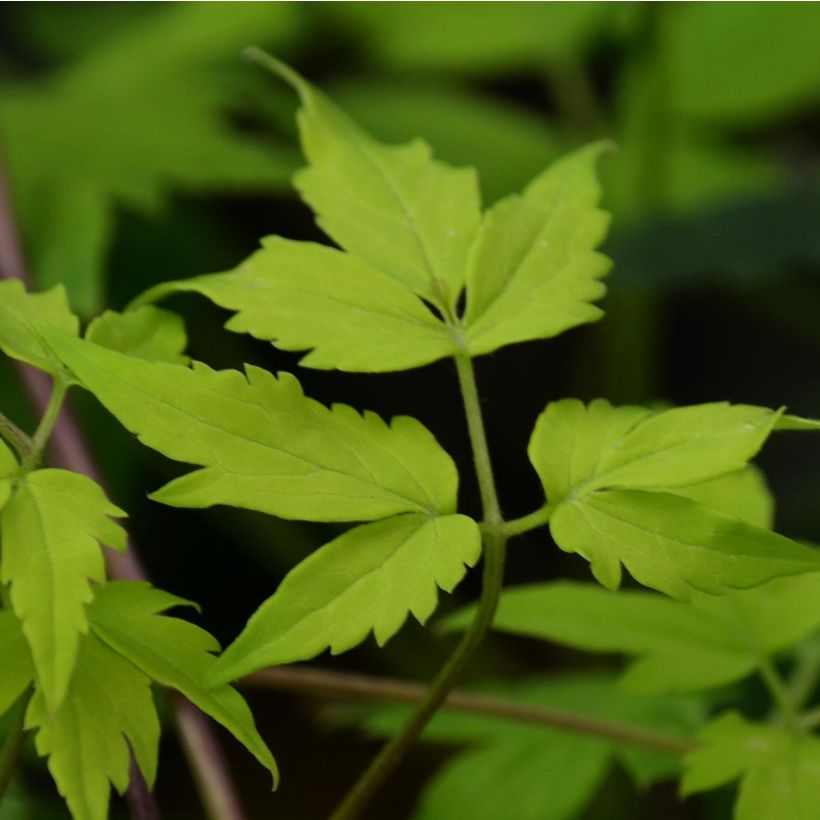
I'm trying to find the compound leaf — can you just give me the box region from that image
[0,468,126,710]
[0,611,34,719]
[0,281,79,376]
[269,58,481,310]
[44,331,459,521]
[211,513,481,684]
[552,489,820,598]
[134,237,457,372]
[463,143,611,356]
[528,399,779,503]
[88,581,277,784]
[682,713,820,819]
[26,632,159,820]
[85,305,189,365]
[447,573,820,694]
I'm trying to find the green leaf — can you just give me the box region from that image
[775,414,820,431]
[462,143,611,356]
[269,58,481,310]
[26,632,159,820]
[0,281,79,376]
[446,573,820,694]
[88,580,277,784]
[528,399,779,504]
[0,611,33,719]
[44,331,459,521]
[328,79,560,204]
[0,468,126,710]
[1,3,299,313]
[134,237,457,372]
[0,440,18,512]
[682,713,820,819]
[211,513,480,684]
[85,305,189,365]
[552,489,820,598]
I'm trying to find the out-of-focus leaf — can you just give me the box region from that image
[0,3,300,313]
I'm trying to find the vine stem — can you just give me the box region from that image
[21,378,67,473]
[0,413,32,461]
[0,141,245,820]
[759,657,798,729]
[243,666,695,756]
[329,354,508,819]
[0,690,32,806]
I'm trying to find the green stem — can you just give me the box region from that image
[0,413,31,461]
[798,704,820,731]
[501,503,553,538]
[0,689,32,807]
[760,657,798,729]
[329,355,507,820]
[20,379,67,473]
[789,647,820,712]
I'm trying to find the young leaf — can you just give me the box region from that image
[528,399,779,503]
[211,513,481,684]
[44,332,459,521]
[26,632,159,820]
[270,58,481,309]
[0,611,33,718]
[551,489,820,598]
[88,581,277,783]
[133,237,457,372]
[0,281,79,376]
[462,143,611,356]
[85,305,189,365]
[682,713,820,819]
[445,573,820,694]
[0,468,125,710]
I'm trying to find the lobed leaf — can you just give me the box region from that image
[528,399,780,504]
[211,513,481,684]
[682,713,820,819]
[44,331,459,521]
[448,572,820,694]
[270,59,481,311]
[85,305,189,365]
[551,489,820,599]
[88,581,277,784]
[0,280,79,376]
[134,237,457,372]
[0,611,34,719]
[26,632,159,820]
[462,143,611,356]
[0,468,125,710]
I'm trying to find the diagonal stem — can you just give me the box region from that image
[329,353,508,819]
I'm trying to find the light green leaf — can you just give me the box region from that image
[454,574,820,694]
[88,580,277,784]
[0,280,79,376]
[775,414,820,431]
[44,331,459,521]
[528,399,779,504]
[0,611,33,719]
[1,3,299,313]
[269,58,481,310]
[211,513,481,684]
[134,237,457,372]
[1,468,126,710]
[85,305,189,365]
[26,632,159,820]
[671,466,773,529]
[682,713,820,819]
[462,143,611,356]
[552,489,820,598]
[0,440,18,512]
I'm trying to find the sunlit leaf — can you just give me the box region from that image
[211,513,480,683]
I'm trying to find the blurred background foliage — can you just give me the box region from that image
[2,3,820,818]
